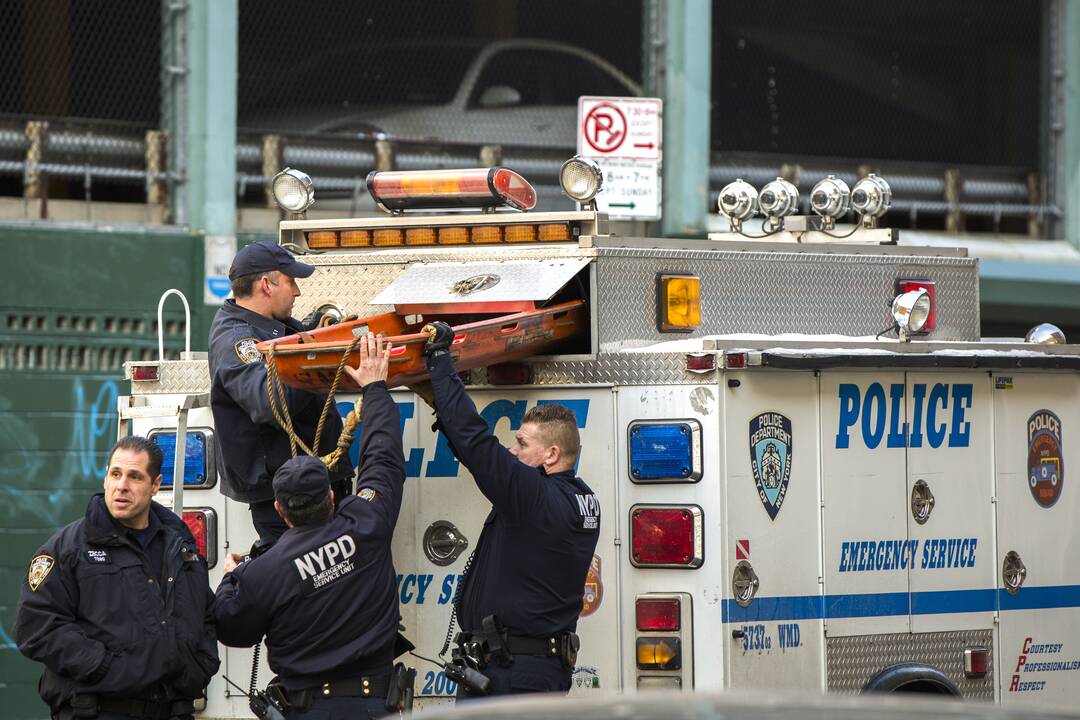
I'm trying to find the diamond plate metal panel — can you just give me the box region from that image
[593,248,979,347]
[827,630,994,700]
[529,353,712,386]
[371,258,590,305]
[127,361,210,395]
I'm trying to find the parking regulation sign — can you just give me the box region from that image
[577,96,662,220]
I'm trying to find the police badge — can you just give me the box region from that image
[233,337,261,365]
[1028,409,1064,508]
[749,412,792,520]
[28,554,55,591]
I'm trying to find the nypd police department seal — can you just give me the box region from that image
[358,487,377,502]
[1028,409,1064,508]
[234,337,260,365]
[750,412,792,520]
[28,554,55,591]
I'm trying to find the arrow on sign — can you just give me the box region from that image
[608,202,637,209]
[633,142,655,150]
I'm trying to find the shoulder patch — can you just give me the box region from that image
[28,555,55,591]
[234,337,261,364]
[358,487,377,502]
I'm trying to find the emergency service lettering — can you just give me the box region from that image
[835,383,972,449]
[837,537,977,572]
[396,573,465,604]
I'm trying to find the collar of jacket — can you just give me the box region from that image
[84,494,195,546]
[220,298,302,338]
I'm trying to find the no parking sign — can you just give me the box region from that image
[577,96,662,220]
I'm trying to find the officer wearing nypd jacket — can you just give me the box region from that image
[208,241,354,541]
[422,321,601,698]
[213,334,407,719]
[15,436,219,720]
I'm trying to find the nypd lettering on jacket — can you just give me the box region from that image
[293,534,357,591]
[838,537,978,572]
[576,493,600,529]
[835,382,973,449]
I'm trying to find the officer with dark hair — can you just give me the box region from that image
[420,321,601,698]
[208,241,354,541]
[16,436,219,720]
[213,334,410,719]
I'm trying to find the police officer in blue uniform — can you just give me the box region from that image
[208,241,354,541]
[16,436,219,720]
[421,322,601,698]
[213,334,408,719]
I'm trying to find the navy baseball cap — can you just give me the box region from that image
[228,241,315,281]
[273,456,330,509]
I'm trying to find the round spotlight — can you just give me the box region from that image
[559,156,603,204]
[851,173,892,222]
[272,168,315,213]
[1025,323,1066,345]
[891,288,931,342]
[758,177,800,229]
[810,175,851,228]
[718,179,759,231]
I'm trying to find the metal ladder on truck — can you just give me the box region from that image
[116,289,207,518]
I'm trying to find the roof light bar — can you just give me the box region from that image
[366,167,537,213]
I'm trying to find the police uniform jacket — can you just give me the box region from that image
[208,299,353,504]
[15,496,219,713]
[213,381,405,690]
[428,353,601,637]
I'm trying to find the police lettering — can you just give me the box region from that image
[293,534,356,583]
[1029,412,1061,441]
[835,382,972,449]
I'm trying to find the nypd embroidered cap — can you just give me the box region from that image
[228,241,315,280]
[273,455,330,509]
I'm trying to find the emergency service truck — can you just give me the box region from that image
[118,160,1080,716]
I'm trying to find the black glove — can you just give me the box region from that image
[423,322,454,358]
[300,309,327,331]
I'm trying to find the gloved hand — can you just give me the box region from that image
[422,322,454,358]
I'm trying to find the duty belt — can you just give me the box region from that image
[458,631,563,657]
[95,697,191,719]
[290,673,392,700]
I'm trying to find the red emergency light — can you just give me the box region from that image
[366,168,537,213]
[636,597,682,631]
[630,505,704,568]
[182,509,217,568]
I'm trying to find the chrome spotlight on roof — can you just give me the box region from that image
[559,155,604,210]
[851,173,893,228]
[810,175,851,230]
[718,179,759,232]
[892,288,931,342]
[272,168,315,214]
[758,177,800,231]
[1025,323,1066,345]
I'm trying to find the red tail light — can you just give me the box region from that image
[964,646,990,677]
[630,505,704,568]
[637,598,681,630]
[182,509,217,568]
[129,365,159,381]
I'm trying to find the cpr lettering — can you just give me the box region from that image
[835,383,972,449]
[396,573,464,604]
[294,535,356,580]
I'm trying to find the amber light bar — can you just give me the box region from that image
[305,222,572,250]
[367,167,537,212]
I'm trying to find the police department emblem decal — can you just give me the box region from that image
[28,554,55,591]
[358,487,377,502]
[234,338,260,364]
[750,412,792,520]
[1028,409,1064,508]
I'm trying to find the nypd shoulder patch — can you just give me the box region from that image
[358,487,377,502]
[28,554,55,591]
[234,337,261,365]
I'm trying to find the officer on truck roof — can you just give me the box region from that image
[15,436,219,720]
[420,321,601,698]
[208,241,354,541]
[213,334,412,719]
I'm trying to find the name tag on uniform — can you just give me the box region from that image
[85,549,111,564]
